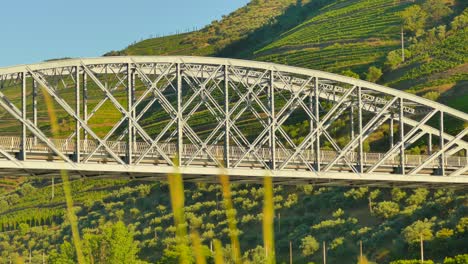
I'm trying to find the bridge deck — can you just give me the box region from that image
[0,136,466,187]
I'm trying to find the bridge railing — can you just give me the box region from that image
[0,136,466,169]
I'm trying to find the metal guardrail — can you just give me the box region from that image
[0,136,466,168]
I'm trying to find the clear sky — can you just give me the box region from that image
[0,0,250,67]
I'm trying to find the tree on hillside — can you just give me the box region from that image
[49,221,146,264]
[341,69,360,79]
[450,9,468,31]
[82,221,144,264]
[422,0,452,24]
[373,201,400,219]
[300,235,319,258]
[402,219,434,263]
[400,5,428,36]
[365,66,383,82]
[443,254,468,264]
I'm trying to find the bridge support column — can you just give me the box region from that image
[224,65,230,168]
[132,69,136,151]
[176,63,183,166]
[390,114,394,148]
[127,63,133,164]
[440,111,445,176]
[83,72,88,142]
[350,104,354,140]
[20,72,27,161]
[428,133,432,155]
[75,66,80,162]
[309,79,314,162]
[357,87,363,172]
[269,70,276,170]
[399,98,405,175]
[32,79,38,145]
[314,77,320,171]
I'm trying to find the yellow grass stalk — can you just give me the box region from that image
[190,231,207,264]
[263,176,275,264]
[41,88,85,263]
[167,158,190,264]
[219,174,241,264]
[213,239,224,264]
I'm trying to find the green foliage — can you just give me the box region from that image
[373,201,400,219]
[451,9,468,31]
[341,69,360,79]
[423,91,441,101]
[389,260,434,264]
[456,217,468,233]
[406,188,429,206]
[344,187,369,200]
[400,5,428,36]
[443,254,468,264]
[422,0,452,24]
[385,49,404,70]
[118,0,303,57]
[436,228,454,239]
[330,236,344,249]
[332,208,344,218]
[402,219,434,244]
[300,235,319,256]
[365,66,383,82]
[391,188,407,202]
[50,221,146,264]
[18,223,30,236]
[49,241,77,264]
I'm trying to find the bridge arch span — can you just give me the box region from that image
[0,56,466,187]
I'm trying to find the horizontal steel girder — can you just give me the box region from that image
[0,56,467,187]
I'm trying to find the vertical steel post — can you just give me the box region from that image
[270,70,276,170]
[428,133,432,154]
[399,98,405,174]
[224,65,230,168]
[132,70,136,149]
[21,72,27,160]
[75,66,80,162]
[314,77,320,171]
[176,63,183,166]
[309,81,314,160]
[32,79,38,145]
[390,114,394,148]
[440,111,445,176]
[127,63,133,164]
[83,72,88,142]
[358,87,363,172]
[350,104,354,140]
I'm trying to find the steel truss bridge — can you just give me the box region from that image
[0,56,466,187]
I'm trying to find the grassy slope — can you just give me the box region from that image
[112,0,309,56]
[253,0,408,74]
[383,26,468,114]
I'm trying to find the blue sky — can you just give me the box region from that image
[0,0,250,67]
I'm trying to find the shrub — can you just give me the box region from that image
[444,254,468,264]
[373,201,400,219]
[300,235,319,256]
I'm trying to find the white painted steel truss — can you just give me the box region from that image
[0,56,467,187]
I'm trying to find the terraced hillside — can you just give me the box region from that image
[107,0,311,57]
[253,0,409,73]
[382,21,468,115]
